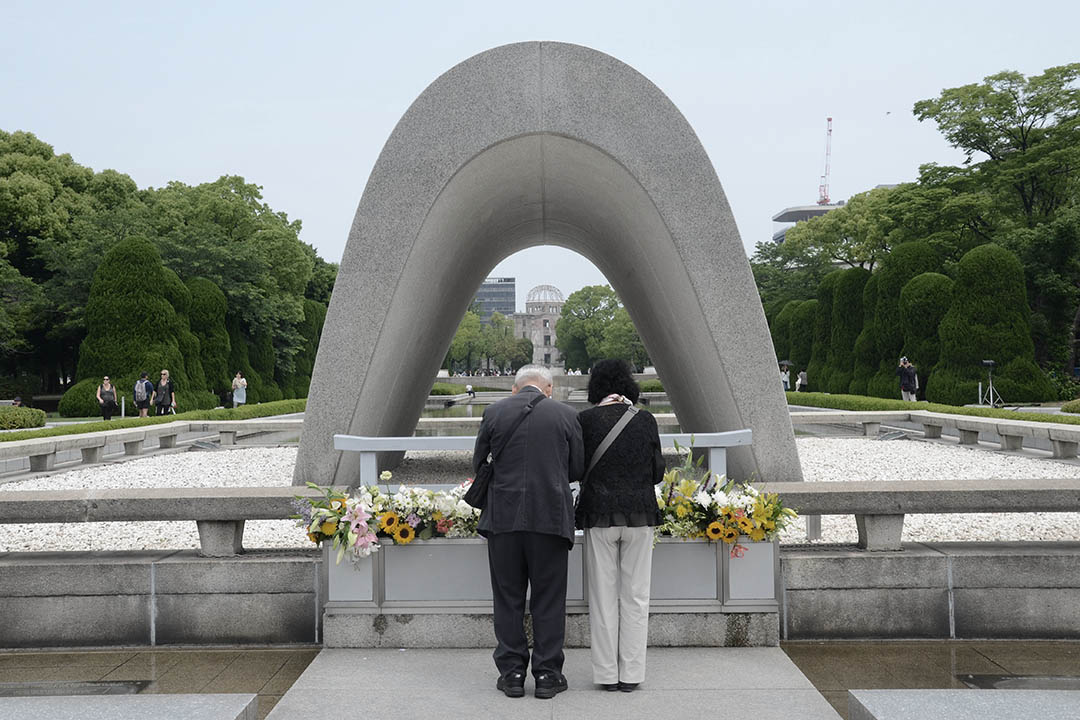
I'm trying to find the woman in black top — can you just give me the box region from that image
[577,359,664,693]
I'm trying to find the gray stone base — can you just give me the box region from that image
[0,694,257,720]
[323,610,778,648]
[849,689,1080,720]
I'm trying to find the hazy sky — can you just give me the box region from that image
[5,1,1077,310]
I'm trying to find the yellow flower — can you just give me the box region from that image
[319,520,338,535]
[748,526,766,542]
[736,517,754,534]
[378,512,400,531]
[393,524,415,544]
[432,511,444,523]
[720,506,737,522]
[720,526,738,543]
[675,503,690,518]
[705,521,724,541]
[762,519,776,532]
[306,532,318,544]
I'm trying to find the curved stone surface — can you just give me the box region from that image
[296,42,802,486]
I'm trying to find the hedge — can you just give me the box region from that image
[849,273,880,395]
[868,241,940,398]
[828,267,870,394]
[0,399,307,443]
[0,406,46,430]
[1063,398,1080,413]
[929,244,1054,405]
[898,272,953,398]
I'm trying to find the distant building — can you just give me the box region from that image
[473,277,516,323]
[513,285,565,368]
[770,203,843,244]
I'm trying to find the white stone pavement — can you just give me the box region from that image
[266,647,841,719]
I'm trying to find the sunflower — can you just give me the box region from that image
[306,532,318,544]
[393,524,416,544]
[378,511,400,531]
[319,520,338,535]
[736,516,754,534]
[748,526,766,542]
[705,521,724,541]
[720,526,738,543]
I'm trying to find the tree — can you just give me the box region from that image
[554,285,620,370]
[509,337,533,370]
[782,187,899,271]
[600,307,650,370]
[769,300,800,364]
[914,64,1080,228]
[448,311,482,371]
[750,235,834,311]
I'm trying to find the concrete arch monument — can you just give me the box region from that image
[295,42,802,487]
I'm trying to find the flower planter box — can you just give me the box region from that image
[324,535,777,612]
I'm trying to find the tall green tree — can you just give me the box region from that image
[555,285,621,370]
[187,277,232,396]
[828,267,870,394]
[447,311,482,371]
[600,307,650,371]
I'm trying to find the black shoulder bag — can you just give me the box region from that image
[464,393,546,509]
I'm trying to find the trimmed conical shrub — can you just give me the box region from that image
[789,300,818,389]
[828,267,870,394]
[188,277,231,396]
[899,272,953,398]
[867,242,941,398]
[849,273,880,395]
[928,244,1054,405]
[770,300,800,363]
[808,271,841,396]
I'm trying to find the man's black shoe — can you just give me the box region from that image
[534,671,568,699]
[600,683,619,691]
[496,670,525,698]
[618,681,639,692]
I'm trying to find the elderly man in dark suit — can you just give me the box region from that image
[473,364,584,699]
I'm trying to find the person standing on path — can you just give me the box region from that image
[897,357,918,402]
[151,369,177,416]
[134,372,154,418]
[472,364,584,700]
[231,372,247,408]
[576,359,664,693]
[796,369,808,392]
[96,376,118,420]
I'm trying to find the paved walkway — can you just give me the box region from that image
[265,647,841,719]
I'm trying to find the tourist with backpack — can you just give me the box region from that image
[133,372,154,418]
[151,369,177,416]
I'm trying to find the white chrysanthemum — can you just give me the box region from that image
[693,490,712,508]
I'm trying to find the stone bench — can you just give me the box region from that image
[789,411,913,437]
[756,477,1080,551]
[0,486,329,557]
[188,419,304,445]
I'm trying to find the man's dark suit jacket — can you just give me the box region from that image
[472,385,584,548]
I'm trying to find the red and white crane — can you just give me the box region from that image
[817,117,832,205]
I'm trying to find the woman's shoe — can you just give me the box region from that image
[617,682,639,692]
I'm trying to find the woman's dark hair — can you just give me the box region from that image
[587,359,640,404]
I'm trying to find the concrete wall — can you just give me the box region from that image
[3,542,1076,648]
[782,541,1080,640]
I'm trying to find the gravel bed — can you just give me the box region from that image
[2,439,1079,552]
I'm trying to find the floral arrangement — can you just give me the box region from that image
[293,471,482,564]
[656,443,797,557]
